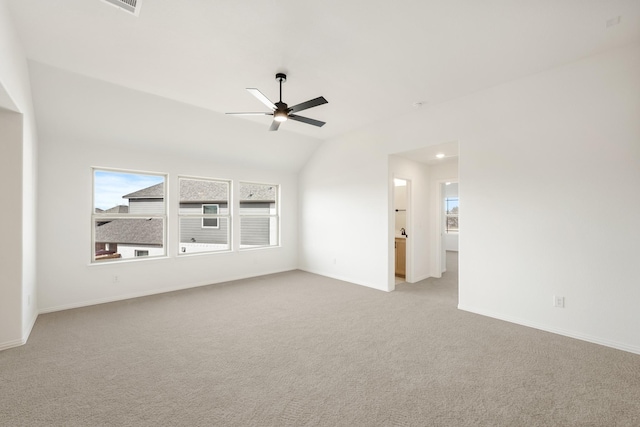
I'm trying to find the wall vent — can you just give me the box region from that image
[101,0,142,16]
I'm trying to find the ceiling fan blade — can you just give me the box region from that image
[288,114,326,127]
[269,120,281,131]
[247,88,277,110]
[289,96,328,114]
[226,112,272,115]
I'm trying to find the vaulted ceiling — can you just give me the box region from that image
[7,0,640,156]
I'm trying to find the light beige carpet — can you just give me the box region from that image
[1,253,639,426]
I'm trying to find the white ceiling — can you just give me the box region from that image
[7,0,640,142]
[394,141,459,165]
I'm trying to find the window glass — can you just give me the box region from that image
[92,169,166,262]
[445,197,459,233]
[179,177,230,255]
[202,204,219,228]
[239,182,279,249]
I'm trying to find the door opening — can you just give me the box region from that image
[394,178,409,284]
[439,181,459,274]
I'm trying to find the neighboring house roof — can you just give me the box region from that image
[180,179,228,203]
[180,180,275,202]
[95,219,163,245]
[123,183,164,199]
[121,181,275,203]
[239,183,276,202]
[94,182,275,247]
[102,205,129,213]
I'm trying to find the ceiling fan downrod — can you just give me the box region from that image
[276,73,287,103]
[276,73,287,104]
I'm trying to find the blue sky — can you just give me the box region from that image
[94,170,164,210]
[446,197,459,214]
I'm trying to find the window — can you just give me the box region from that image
[92,169,166,263]
[202,204,219,228]
[178,177,231,255]
[445,197,459,233]
[239,182,279,249]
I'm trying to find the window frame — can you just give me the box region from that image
[239,181,280,250]
[201,204,220,229]
[445,197,459,234]
[91,167,168,264]
[178,176,232,256]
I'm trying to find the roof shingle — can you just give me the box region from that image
[95,218,163,245]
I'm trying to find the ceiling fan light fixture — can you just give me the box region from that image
[274,111,288,122]
[226,73,327,131]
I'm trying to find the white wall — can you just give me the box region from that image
[444,234,458,252]
[299,43,640,354]
[37,138,300,312]
[0,111,24,349]
[0,0,38,350]
[32,65,308,313]
[298,132,390,290]
[458,44,640,354]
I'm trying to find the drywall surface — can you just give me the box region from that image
[457,44,640,354]
[299,43,640,354]
[0,112,23,349]
[298,131,390,290]
[0,0,38,350]
[32,65,303,312]
[444,235,459,252]
[37,141,300,312]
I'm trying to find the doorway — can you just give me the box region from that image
[439,181,459,274]
[393,177,409,284]
[389,142,458,291]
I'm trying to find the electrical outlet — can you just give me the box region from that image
[113,275,119,283]
[553,296,565,308]
[333,258,337,265]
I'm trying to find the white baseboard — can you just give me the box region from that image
[408,273,432,283]
[0,312,41,352]
[22,311,38,341]
[458,304,640,356]
[298,267,390,292]
[38,268,297,314]
[0,337,26,352]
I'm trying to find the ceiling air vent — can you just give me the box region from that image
[101,0,142,16]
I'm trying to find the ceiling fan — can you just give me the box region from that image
[226,73,328,131]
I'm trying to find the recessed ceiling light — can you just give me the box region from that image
[412,101,426,108]
[436,153,445,159]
